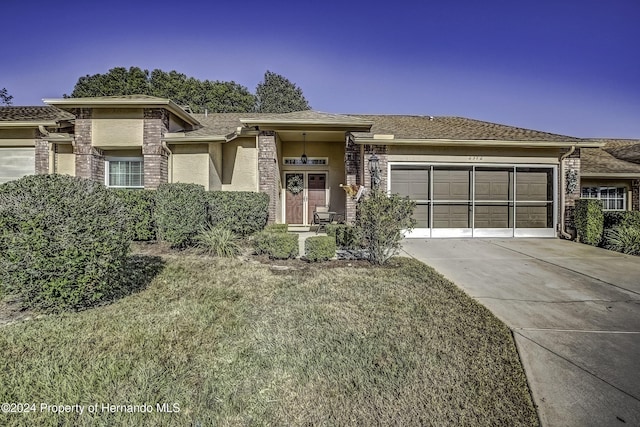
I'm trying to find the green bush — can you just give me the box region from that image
[356,189,416,265]
[305,236,336,262]
[264,223,289,233]
[604,211,640,230]
[112,189,156,241]
[575,199,604,246]
[207,191,269,236]
[154,183,207,248]
[326,224,363,250]
[253,231,299,259]
[603,225,640,255]
[195,226,241,257]
[0,175,130,312]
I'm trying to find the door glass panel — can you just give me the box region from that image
[515,203,553,228]
[516,168,552,201]
[474,203,513,228]
[390,166,429,200]
[475,168,513,200]
[433,204,471,228]
[433,167,471,201]
[412,204,430,228]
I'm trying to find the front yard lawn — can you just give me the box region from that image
[0,252,538,426]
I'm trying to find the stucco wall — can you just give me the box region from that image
[387,145,560,164]
[92,108,144,148]
[171,144,211,189]
[222,137,257,191]
[208,142,222,191]
[55,144,75,176]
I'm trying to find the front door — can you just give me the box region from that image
[285,172,327,225]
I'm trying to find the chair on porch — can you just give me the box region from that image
[313,206,333,234]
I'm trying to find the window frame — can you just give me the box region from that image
[580,186,626,211]
[104,157,145,189]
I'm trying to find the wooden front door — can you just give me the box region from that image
[285,172,327,225]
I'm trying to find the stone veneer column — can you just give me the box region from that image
[143,109,169,189]
[34,138,49,174]
[632,179,640,211]
[561,148,581,234]
[344,136,361,224]
[258,131,279,224]
[363,144,388,191]
[73,108,104,182]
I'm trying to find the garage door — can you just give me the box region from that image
[390,164,556,238]
[0,147,35,184]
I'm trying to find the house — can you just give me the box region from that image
[1,95,638,238]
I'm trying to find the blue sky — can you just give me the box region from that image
[2,0,639,138]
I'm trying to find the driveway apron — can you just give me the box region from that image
[401,238,640,427]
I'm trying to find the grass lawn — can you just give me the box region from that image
[0,249,538,426]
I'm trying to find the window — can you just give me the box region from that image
[106,159,144,188]
[581,187,625,210]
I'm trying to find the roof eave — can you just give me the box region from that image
[240,118,373,131]
[351,137,596,148]
[0,121,59,128]
[43,98,200,127]
[581,172,640,178]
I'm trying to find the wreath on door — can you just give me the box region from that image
[287,175,304,195]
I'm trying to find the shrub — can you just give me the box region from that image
[195,226,241,257]
[326,224,363,250]
[253,231,299,259]
[154,183,207,248]
[112,189,156,241]
[574,199,604,246]
[0,174,130,312]
[207,191,269,236]
[305,236,336,262]
[264,223,289,233]
[604,211,640,230]
[603,225,640,255]
[356,189,416,265]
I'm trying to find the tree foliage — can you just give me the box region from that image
[66,67,255,113]
[0,87,13,105]
[255,70,311,113]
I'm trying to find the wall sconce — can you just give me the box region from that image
[301,132,308,164]
[369,153,381,189]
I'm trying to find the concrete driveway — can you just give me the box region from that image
[401,238,640,427]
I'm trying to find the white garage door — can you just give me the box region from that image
[0,147,35,184]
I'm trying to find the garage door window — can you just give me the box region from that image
[106,159,144,188]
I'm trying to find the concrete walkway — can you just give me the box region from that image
[401,238,640,427]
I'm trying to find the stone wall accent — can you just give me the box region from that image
[143,108,169,189]
[258,131,279,224]
[72,108,104,181]
[34,139,49,174]
[632,179,640,211]
[344,136,362,224]
[561,148,581,234]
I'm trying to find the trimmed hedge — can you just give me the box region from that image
[253,231,299,259]
[112,189,156,241]
[206,191,269,236]
[575,199,604,246]
[326,224,363,250]
[604,211,640,230]
[0,175,130,312]
[154,183,207,248]
[305,236,336,262]
[264,223,289,233]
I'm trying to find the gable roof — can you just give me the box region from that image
[0,106,74,126]
[581,147,640,177]
[592,139,640,164]
[349,115,588,144]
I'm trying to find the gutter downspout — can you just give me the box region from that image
[559,145,576,239]
[162,141,173,184]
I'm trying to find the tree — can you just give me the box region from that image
[66,67,255,113]
[0,87,13,105]
[255,70,310,113]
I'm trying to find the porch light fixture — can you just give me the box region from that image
[369,153,381,189]
[301,132,308,164]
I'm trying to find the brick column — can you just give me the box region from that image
[632,179,640,211]
[73,108,104,182]
[344,135,361,224]
[363,144,388,191]
[143,109,169,189]
[34,139,49,174]
[258,131,278,224]
[561,148,581,234]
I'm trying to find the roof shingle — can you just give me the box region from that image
[0,106,74,122]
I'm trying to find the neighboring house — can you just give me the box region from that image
[1,95,638,238]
